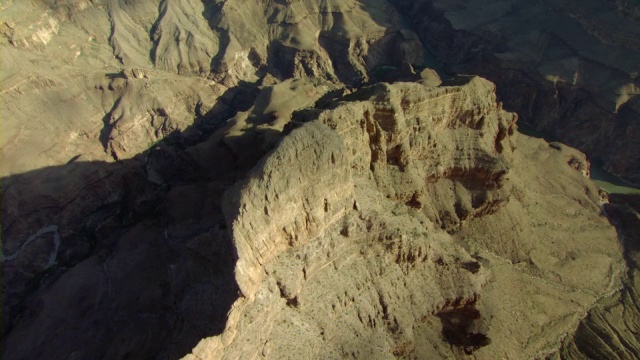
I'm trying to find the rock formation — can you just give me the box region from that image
[391,0,640,184]
[0,0,424,174]
[1,0,639,359]
[555,193,640,359]
[184,76,624,359]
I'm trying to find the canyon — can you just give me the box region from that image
[1,0,639,359]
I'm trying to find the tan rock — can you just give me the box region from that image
[187,77,623,359]
[0,0,635,358]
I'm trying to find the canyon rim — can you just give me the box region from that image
[1,0,639,359]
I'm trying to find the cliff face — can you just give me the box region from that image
[187,77,623,359]
[390,0,640,184]
[0,0,423,174]
[1,1,638,359]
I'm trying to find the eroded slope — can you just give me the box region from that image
[187,77,624,359]
[391,0,640,183]
[0,0,424,175]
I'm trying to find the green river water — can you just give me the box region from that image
[517,122,640,195]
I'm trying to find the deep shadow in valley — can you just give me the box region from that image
[0,80,266,360]
[389,0,640,186]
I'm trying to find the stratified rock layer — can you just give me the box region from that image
[1,0,637,358]
[391,0,640,184]
[186,77,624,359]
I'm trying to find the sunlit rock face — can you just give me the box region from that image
[391,0,640,184]
[187,78,623,360]
[0,0,424,175]
[0,0,637,359]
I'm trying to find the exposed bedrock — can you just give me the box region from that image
[187,77,624,359]
[0,0,636,358]
[389,0,640,184]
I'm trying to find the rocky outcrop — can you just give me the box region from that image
[223,123,356,298]
[390,0,640,184]
[313,76,516,231]
[1,61,627,358]
[1,0,637,359]
[0,0,425,176]
[186,77,623,359]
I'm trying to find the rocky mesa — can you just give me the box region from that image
[1,0,639,359]
[185,75,626,359]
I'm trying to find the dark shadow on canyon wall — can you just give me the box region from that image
[436,300,491,355]
[559,194,640,358]
[605,194,640,273]
[388,0,640,186]
[0,81,266,360]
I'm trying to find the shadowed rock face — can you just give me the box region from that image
[1,139,242,359]
[185,78,623,359]
[1,1,638,359]
[390,0,640,184]
[556,194,640,359]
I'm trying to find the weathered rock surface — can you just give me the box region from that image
[1,0,638,359]
[4,0,636,181]
[186,78,624,359]
[0,0,424,176]
[391,0,640,184]
[555,194,640,359]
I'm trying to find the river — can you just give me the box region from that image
[517,122,640,195]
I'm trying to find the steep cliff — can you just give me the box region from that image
[390,0,640,184]
[1,0,638,359]
[187,77,624,359]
